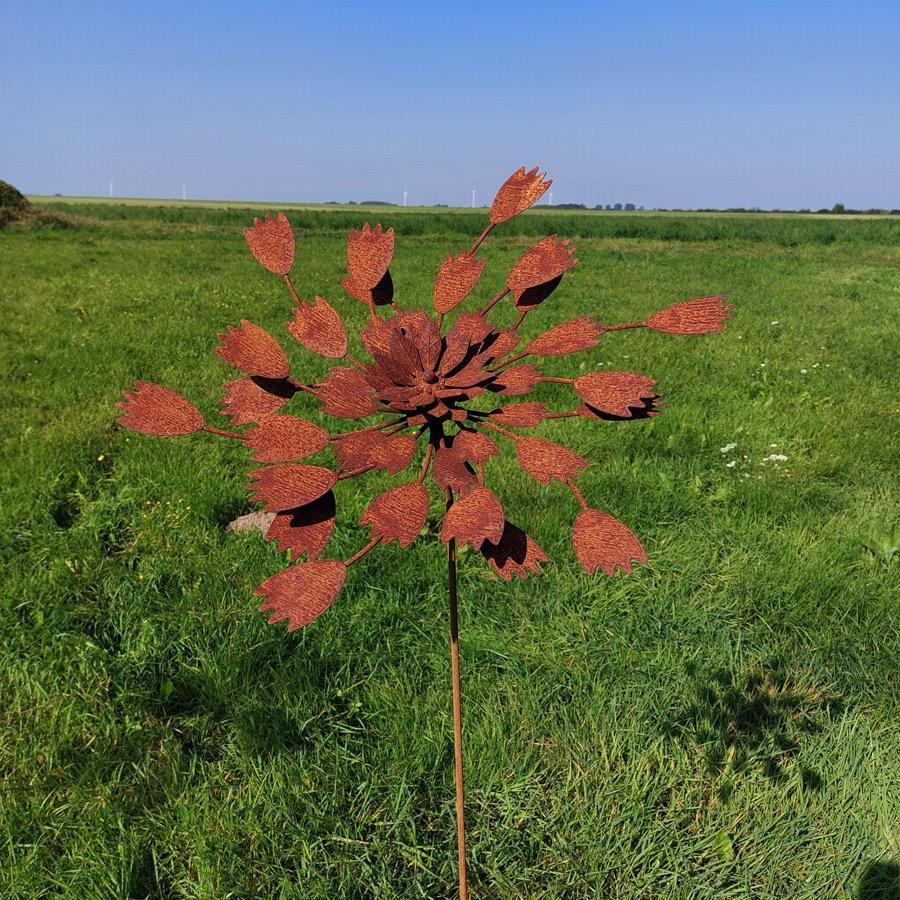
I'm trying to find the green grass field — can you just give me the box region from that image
[1,202,898,898]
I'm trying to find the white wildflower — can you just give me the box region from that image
[720,443,737,453]
[726,460,737,468]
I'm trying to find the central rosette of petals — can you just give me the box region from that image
[361,308,512,422]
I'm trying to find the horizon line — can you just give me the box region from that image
[26,194,900,216]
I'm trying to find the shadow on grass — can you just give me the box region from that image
[211,494,254,530]
[181,651,343,757]
[129,845,174,899]
[664,659,841,794]
[179,637,381,759]
[858,860,900,899]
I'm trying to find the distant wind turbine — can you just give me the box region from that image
[471,189,476,208]
[109,181,114,198]
[182,185,187,201]
[547,191,553,207]
[403,187,408,207]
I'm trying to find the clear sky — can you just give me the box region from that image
[3,1,898,209]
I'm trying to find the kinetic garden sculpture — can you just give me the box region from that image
[117,165,731,897]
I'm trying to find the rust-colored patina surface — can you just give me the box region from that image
[118,163,731,628]
[117,163,730,898]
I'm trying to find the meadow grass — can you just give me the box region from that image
[1,205,898,898]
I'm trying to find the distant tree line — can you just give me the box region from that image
[320,198,899,214]
[689,203,900,215]
[814,203,900,215]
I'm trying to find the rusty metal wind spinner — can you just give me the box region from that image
[117,165,731,898]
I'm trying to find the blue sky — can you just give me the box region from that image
[3,1,898,208]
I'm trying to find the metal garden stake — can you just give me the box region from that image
[117,165,732,898]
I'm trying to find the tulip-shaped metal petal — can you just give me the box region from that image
[318,367,379,419]
[490,364,542,396]
[249,464,336,512]
[360,482,429,547]
[434,252,486,314]
[490,402,548,427]
[265,491,336,561]
[116,381,205,436]
[516,437,588,485]
[525,317,602,358]
[432,444,478,491]
[255,559,347,630]
[645,296,733,335]
[452,428,499,465]
[334,429,417,475]
[221,376,297,425]
[441,486,505,548]
[287,296,348,359]
[490,166,552,224]
[244,211,295,275]
[572,508,647,575]
[215,320,290,379]
[347,223,394,290]
[506,236,578,306]
[244,415,329,462]
[573,372,657,418]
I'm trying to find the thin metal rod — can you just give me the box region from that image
[336,464,375,480]
[480,287,510,317]
[418,440,435,483]
[490,350,528,371]
[446,489,468,900]
[345,538,378,567]
[567,479,588,509]
[470,222,493,255]
[511,307,528,331]
[202,425,245,440]
[283,273,302,306]
[329,417,407,440]
[477,419,520,441]
[603,321,647,332]
[287,377,322,398]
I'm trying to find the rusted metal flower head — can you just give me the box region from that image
[118,165,732,630]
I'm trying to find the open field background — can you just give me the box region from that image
[1,204,898,897]
[28,195,900,220]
